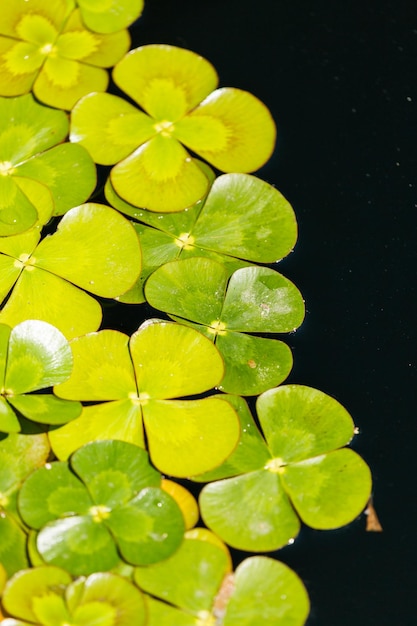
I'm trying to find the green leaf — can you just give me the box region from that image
[1,566,72,623]
[193,173,297,263]
[78,0,145,34]
[34,56,109,111]
[0,176,38,237]
[193,395,271,482]
[143,596,197,626]
[0,431,49,482]
[0,264,103,340]
[129,321,225,398]
[18,461,92,529]
[221,265,305,332]
[0,94,68,162]
[200,470,300,552]
[49,400,145,461]
[216,332,293,395]
[36,515,119,576]
[106,487,185,565]
[110,135,210,212]
[5,319,74,394]
[145,256,227,326]
[280,448,372,529]
[256,384,356,463]
[143,397,240,477]
[134,537,230,613]
[8,394,81,425]
[34,203,141,298]
[70,440,160,504]
[224,556,310,626]
[16,143,97,216]
[54,330,137,401]
[0,514,29,577]
[175,88,276,172]
[0,396,20,433]
[113,45,218,118]
[70,572,146,625]
[13,177,54,229]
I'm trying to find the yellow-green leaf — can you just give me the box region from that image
[177,88,276,172]
[113,44,218,118]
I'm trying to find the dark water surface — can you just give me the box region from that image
[111,2,416,624]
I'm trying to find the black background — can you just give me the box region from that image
[125,2,417,624]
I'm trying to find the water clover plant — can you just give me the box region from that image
[0,203,141,339]
[76,0,145,33]
[0,94,96,236]
[1,567,147,626]
[18,439,185,576]
[145,257,304,395]
[134,534,310,626]
[0,320,82,434]
[0,0,130,110]
[105,171,298,304]
[70,44,276,212]
[198,385,372,552]
[0,1,375,624]
[49,320,240,477]
[0,432,50,577]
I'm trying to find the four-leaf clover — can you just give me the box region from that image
[70,44,276,211]
[0,0,130,109]
[50,321,240,476]
[18,439,185,576]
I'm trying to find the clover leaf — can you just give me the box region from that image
[0,320,82,434]
[77,0,145,33]
[105,172,298,303]
[1,566,146,626]
[18,439,185,575]
[0,431,50,576]
[50,320,240,476]
[0,1,130,109]
[0,95,96,236]
[0,203,142,339]
[145,257,304,394]
[134,535,310,626]
[70,44,276,211]
[198,385,372,552]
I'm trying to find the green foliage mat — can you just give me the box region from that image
[0,3,373,625]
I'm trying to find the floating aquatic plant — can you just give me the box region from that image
[0,0,130,109]
[70,44,276,211]
[0,203,141,339]
[18,439,185,575]
[50,320,240,476]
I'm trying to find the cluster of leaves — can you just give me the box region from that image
[0,1,373,625]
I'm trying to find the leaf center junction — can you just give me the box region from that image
[196,611,216,626]
[154,119,175,137]
[0,161,16,176]
[175,232,195,250]
[89,504,111,523]
[265,457,287,473]
[13,253,37,271]
[207,320,227,336]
